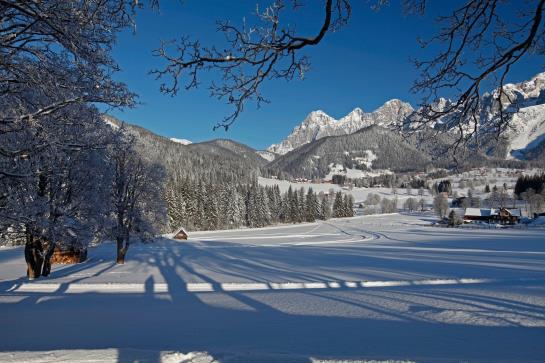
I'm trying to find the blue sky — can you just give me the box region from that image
[108,1,543,150]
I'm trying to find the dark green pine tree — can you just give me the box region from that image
[298,187,305,223]
[332,191,344,218]
[343,194,354,217]
[305,188,316,222]
[319,195,330,220]
[290,188,299,223]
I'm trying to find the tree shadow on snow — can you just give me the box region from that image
[0,239,545,362]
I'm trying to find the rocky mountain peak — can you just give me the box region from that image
[268,100,415,155]
[300,110,335,128]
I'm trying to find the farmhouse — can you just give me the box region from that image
[463,208,496,222]
[463,208,521,225]
[497,208,521,224]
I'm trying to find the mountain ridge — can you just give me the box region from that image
[267,72,545,160]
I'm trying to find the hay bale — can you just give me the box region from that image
[51,246,87,264]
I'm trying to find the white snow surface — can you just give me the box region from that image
[101,115,120,130]
[507,103,545,158]
[170,138,193,145]
[1,213,545,362]
[324,163,392,180]
[259,177,425,204]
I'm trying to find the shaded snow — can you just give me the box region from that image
[2,213,545,362]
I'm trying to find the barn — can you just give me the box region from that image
[172,226,189,240]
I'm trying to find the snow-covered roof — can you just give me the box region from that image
[464,208,495,217]
[464,208,522,218]
[172,226,188,236]
[506,209,522,217]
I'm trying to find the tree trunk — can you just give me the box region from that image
[41,241,56,277]
[116,237,129,264]
[24,235,43,280]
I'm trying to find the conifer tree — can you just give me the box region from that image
[343,194,354,217]
[305,188,317,222]
[333,192,344,218]
[298,187,306,223]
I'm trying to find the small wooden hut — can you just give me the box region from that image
[172,226,189,240]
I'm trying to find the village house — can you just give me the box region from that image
[463,208,521,225]
[497,208,522,224]
[463,208,496,222]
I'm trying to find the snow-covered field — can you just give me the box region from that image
[258,177,434,205]
[1,213,545,362]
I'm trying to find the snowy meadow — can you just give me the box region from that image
[1,213,545,362]
[3,1,545,362]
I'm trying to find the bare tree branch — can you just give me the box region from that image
[409,0,545,149]
[152,0,352,130]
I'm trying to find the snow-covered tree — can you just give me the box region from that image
[304,188,320,222]
[404,198,419,212]
[433,194,449,219]
[448,210,462,227]
[332,192,344,218]
[380,198,397,214]
[343,194,354,217]
[109,133,166,264]
[1,103,114,278]
[318,194,330,220]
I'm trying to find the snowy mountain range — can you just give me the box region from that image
[267,99,414,155]
[102,73,545,180]
[267,73,545,161]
